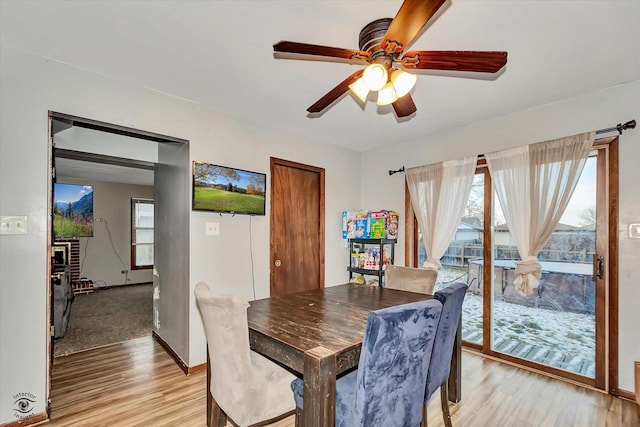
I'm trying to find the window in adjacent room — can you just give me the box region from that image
[131,198,154,269]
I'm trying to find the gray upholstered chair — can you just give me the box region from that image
[421,282,469,427]
[291,299,443,427]
[194,282,296,427]
[385,265,439,294]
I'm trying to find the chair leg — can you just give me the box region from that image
[207,392,227,427]
[294,407,302,427]
[440,383,453,427]
[421,402,428,427]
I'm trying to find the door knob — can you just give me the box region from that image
[275,259,281,267]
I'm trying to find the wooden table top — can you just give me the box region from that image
[247,284,432,374]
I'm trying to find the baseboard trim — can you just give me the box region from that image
[152,331,189,375]
[0,411,47,427]
[188,362,207,375]
[95,281,153,290]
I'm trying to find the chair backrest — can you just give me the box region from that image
[194,282,253,412]
[385,265,438,294]
[425,282,468,402]
[352,299,443,426]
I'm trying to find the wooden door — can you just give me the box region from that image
[270,158,325,296]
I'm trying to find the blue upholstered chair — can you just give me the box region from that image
[421,282,468,427]
[291,299,443,427]
[194,282,296,427]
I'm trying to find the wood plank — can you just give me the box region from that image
[45,336,637,426]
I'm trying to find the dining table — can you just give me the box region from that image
[247,283,462,427]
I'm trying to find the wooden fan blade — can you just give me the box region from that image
[392,93,417,118]
[401,51,508,73]
[307,69,364,113]
[274,41,370,63]
[382,0,446,54]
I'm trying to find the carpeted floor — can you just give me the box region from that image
[54,283,153,357]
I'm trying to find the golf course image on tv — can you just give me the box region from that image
[192,161,266,215]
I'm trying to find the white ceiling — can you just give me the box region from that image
[2,0,639,153]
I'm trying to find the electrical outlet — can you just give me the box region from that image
[206,222,220,236]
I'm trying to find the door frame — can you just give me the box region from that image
[269,157,325,296]
[47,111,188,417]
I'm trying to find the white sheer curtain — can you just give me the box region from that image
[406,156,476,270]
[485,131,594,295]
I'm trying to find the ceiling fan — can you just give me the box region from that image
[273,0,507,118]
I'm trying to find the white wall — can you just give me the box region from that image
[57,178,154,287]
[0,46,360,423]
[361,80,640,393]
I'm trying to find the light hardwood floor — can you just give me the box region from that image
[44,335,638,427]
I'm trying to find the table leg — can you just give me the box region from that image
[447,315,462,403]
[303,346,336,427]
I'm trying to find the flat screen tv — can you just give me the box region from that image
[53,183,94,237]
[192,161,266,216]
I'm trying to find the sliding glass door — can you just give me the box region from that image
[411,141,615,389]
[418,172,487,347]
[491,153,599,380]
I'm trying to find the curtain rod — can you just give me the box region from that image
[389,119,636,176]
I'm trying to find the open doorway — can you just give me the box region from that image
[47,112,190,416]
[52,160,155,356]
[51,118,157,357]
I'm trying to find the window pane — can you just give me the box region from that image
[135,229,154,244]
[132,198,154,268]
[491,156,596,377]
[136,203,154,228]
[419,173,484,345]
[136,244,153,266]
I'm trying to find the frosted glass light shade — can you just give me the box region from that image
[363,63,388,91]
[390,69,417,98]
[348,77,370,102]
[377,82,398,106]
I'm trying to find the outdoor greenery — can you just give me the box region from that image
[193,186,264,214]
[53,212,93,238]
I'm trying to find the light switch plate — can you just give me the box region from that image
[0,216,28,235]
[629,223,640,239]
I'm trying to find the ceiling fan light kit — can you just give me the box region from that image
[348,78,370,102]
[390,69,417,98]
[273,0,507,118]
[350,65,416,106]
[362,63,389,91]
[377,82,399,106]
